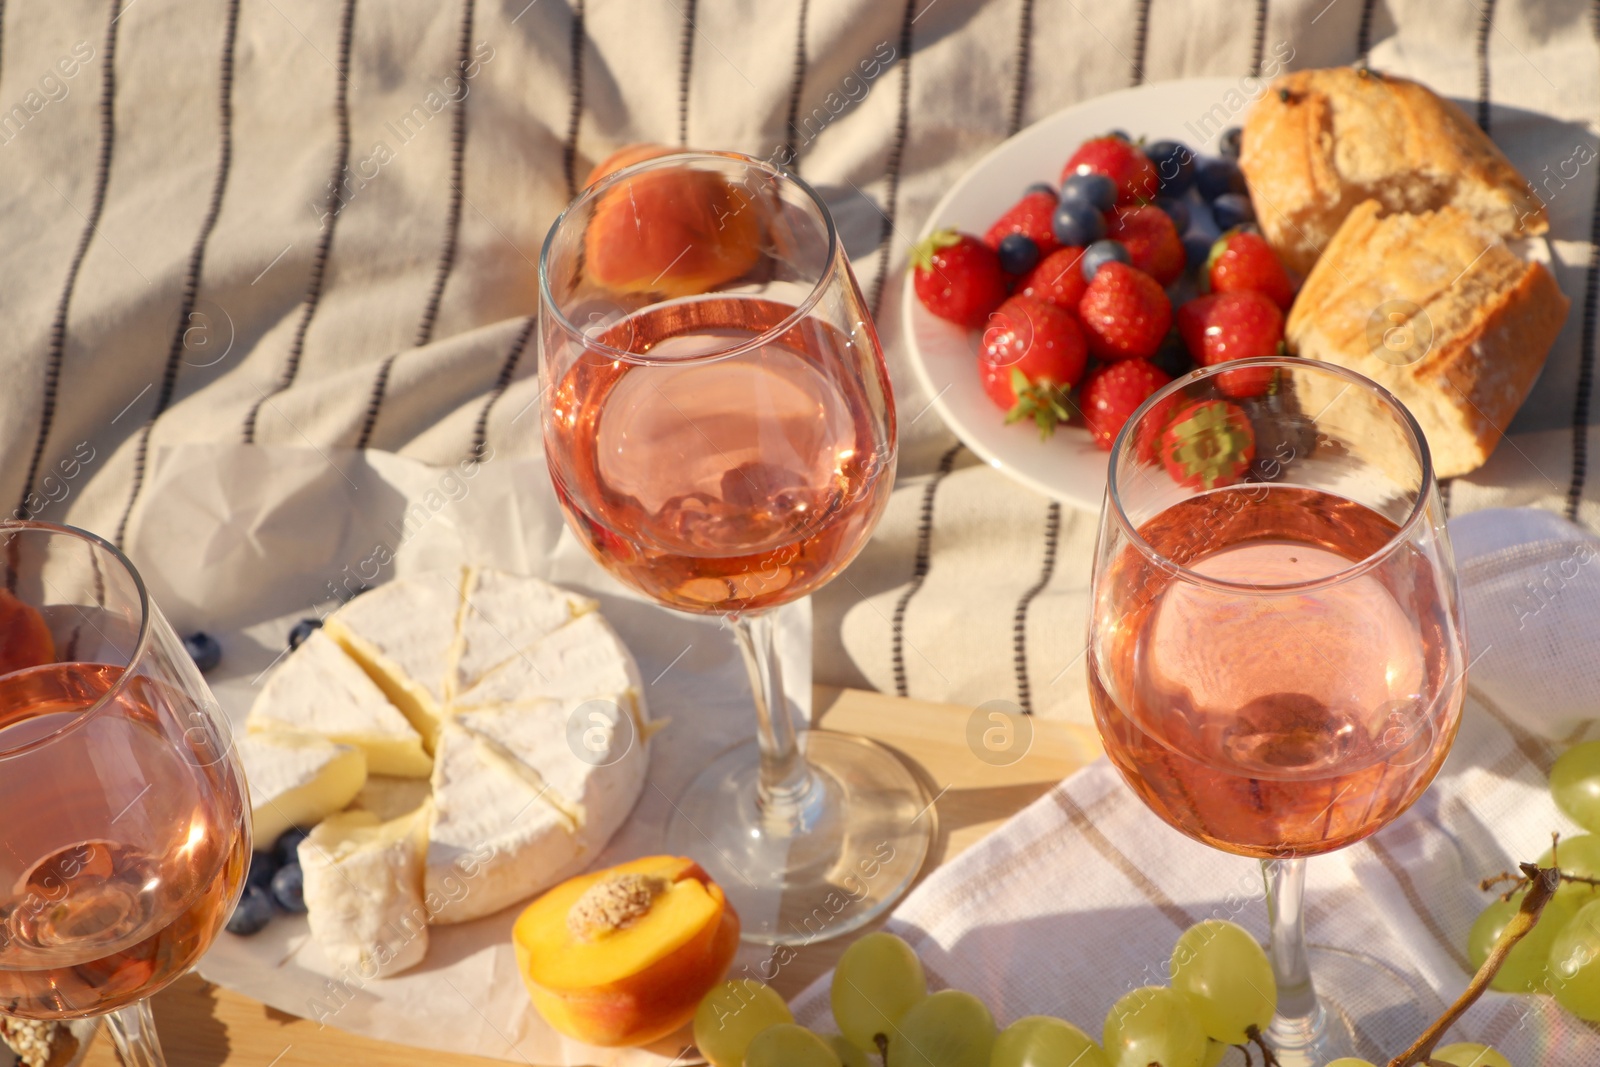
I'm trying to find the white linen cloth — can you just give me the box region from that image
[792,507,1600,1064]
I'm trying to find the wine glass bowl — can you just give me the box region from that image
[0,522,249,1060]
[1086,358,1467,1063]
[539,151,928,945]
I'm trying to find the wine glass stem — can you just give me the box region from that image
[729,612,818,830]
[1265,857,1322,1027]
[103,999,168,1067]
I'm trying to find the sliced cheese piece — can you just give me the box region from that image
[300,808,431,977]
[246,630,432,778]
[323,569,465,750]
[351,774,433,823]
[452,611,641,710]
[453,568,597,695]
[238,732,367,844]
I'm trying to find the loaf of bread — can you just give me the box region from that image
[1285,200,1567,478]
[1240,67,1547,276]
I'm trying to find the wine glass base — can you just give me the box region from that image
[662,730,933,946]
[1259,945,1436,1067]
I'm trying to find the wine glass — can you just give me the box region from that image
[1087,358,1467,1064]
[540,150,930,944]
[0,521,250,1065]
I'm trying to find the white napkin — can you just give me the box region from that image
[793,507,1600,1064]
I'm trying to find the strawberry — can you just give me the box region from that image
[1015,247,1087,312]
[1207,229,1294,310]
[1176,290,1284,398]
[1061,135,1159,206]
[979,295,1089,437]
[1107,205,1184,286]
[1079,359,1173,451]
[1157,399,1256,490]
[911,229,1008,330]
[985,187,1061,257]
[1078,262,1172,362]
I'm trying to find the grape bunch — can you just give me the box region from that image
[1464,740,1600,1021]
[690,920,1294,1067]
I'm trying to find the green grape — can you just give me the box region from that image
[692,979,793,1067]
[1548,897,1600,1019]
[1102,986,1207,1067]
[831,931,928,1050]
[1467,890,1579,993]
[827,1034,874,1067]
[1432,1042,1513,1067]
[1539,834,1600,912]
[1201,1038,1227,1067]
[1169,920,1278,1044]
[1552,742,1600,833]
[991,1015,1113,1067]
[744,1024,843,1067]
[885,989,995,1067]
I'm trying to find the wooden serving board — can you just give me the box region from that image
[83,687,1101,1067]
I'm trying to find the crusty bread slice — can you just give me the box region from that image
[1285,200,1568,478]
[1240,67,1547,276]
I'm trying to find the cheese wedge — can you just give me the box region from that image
[351,774,432,823]
[246,630,432,778]
[238,732,367,844]
[453,612,641,710]
[300,808,431,977]
[323,569,465,749]
[452,568,597,694]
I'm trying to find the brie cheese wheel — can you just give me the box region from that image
[238,732,367,844]
[246,630,432,778]
[453,611,641,710]
[323,569,464,749]
[453,568,597,695]
[300,808,431,977]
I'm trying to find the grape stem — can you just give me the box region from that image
[1388,863,1559,1067]
[1244,1025,1279,1067]
[874,1032,888,1067]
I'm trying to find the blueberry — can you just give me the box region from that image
[274,826,311,867]
[1211,193,1257,230]
[1061,172,1117,213]
[286,617,323,651]
[997,233,1040,275]
[1195,157,1247,202]
[1184,231,1217,272]
[226,885,274,936]
[1052,200,1106,247]
[1024,181,1058,199]
[1108,128,1131,142]
[246,850,281,893]
[271,863,307,913]
[1220,126,1243,159]
[182,632,222,673]
[1145,140,1195,196]
[1153,196,1190,234]
[1080,239,1131,282]
[1152,334,1195,379]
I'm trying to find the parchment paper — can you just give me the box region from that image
[122,442,812,1066]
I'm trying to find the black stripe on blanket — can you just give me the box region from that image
[354,0,475,452]
[1012,501,1060,715]
[561,0,586,199]
[1438,477,1453,519]
[1355,0,1377,62]
[1249,0,1268,78]
[467,314,536,463]
[866,0,917,320]
[113,0,241,548]
[677,0,696,147]
[1569,49,1600,521]
[1129,0,1151,87]
[1475,0,1495,133]
[14,0,122,520]
[890,442,963,697]
[0,1,7,87]
[1004,0,1035,137]
[781,0,810,169]
[241,0,358,445]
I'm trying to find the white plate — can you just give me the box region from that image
[902,77,1257,512]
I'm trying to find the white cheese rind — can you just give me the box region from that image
[300,809,431,977]
[453,568,597,695]
[238,732,367,844]
[245,630,431,778]
[452,611,641,710]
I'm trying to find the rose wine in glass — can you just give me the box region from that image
[0,522,250,1064]
[1087,360,1466,1065]
[541,151,928,944]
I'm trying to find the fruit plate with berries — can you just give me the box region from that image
[903,78,1285,512]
